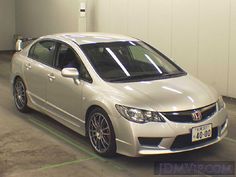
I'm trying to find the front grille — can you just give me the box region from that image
[171,127,218,149]
[162,103,216,123]
[138,137,162,146]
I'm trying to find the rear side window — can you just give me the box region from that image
[28,41,56,67]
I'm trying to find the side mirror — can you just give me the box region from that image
[61,68,79,79]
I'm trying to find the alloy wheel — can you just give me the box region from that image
[14,79,27,110]
[88,112,111,153]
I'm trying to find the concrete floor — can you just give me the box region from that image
[0,52,235,177]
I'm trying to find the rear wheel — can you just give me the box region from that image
[88,108,116,157]
[13,77,29,112]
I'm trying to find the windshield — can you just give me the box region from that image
[80,41,186,82]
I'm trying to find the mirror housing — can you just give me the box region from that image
[61,68,79,79]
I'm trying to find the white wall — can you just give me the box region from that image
[15,0,91,37]
[15,0,79,37]
[228,0,236,98]
[92,0,236,98]
[0,0,15,50]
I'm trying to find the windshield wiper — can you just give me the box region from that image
[108,72,186,82]
[108,73,162,82]
[160,72,186,78]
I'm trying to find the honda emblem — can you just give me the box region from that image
[192,110,202,122]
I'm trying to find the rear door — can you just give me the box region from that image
[23,40,56,108]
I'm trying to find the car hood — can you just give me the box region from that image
[107,75,218,112]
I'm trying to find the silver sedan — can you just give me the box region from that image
[11,33,228,157]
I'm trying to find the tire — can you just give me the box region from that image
[88,108,116,157]
[13,77,30,113]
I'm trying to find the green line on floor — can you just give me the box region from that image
[39,156,97,171]
[225,137,236,144]
[28,118,126,171]
[28,118,104,160]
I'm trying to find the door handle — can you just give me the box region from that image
[47,73,56,82]
[25,63,32,70]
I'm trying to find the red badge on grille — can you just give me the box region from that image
[192,110,202,121]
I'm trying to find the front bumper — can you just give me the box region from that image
[114,106,228,157]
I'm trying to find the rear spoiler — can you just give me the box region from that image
[15,37,38,52]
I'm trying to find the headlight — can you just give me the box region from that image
[217,96,225,111]
[115,105,165,123]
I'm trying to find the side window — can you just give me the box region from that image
[29,41,56,67]
[55,43,92,82]
[80,62,92,82]
[28,44,35,58]
[55,44,79,70]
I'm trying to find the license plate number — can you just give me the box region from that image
[192,124,212,142]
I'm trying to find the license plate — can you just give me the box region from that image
[192,124,212,142]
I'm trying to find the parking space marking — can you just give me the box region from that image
[39,156,97,171]
[225,137,236,144]
[28,118,126,171]
[28,117,236,174]
[28,118,103,160]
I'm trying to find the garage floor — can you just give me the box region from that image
[0,52,236,177]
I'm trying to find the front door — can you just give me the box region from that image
[45,43,87,130]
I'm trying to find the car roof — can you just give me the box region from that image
[42,33,139,45]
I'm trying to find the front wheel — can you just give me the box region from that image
[88,108,116,157]
[13,77,30,113]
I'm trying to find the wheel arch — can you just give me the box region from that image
[11,75,25,94]
[85,104,117,156]
[85,105,105,136]
[12,75,30,112]
[84,103,116,137]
